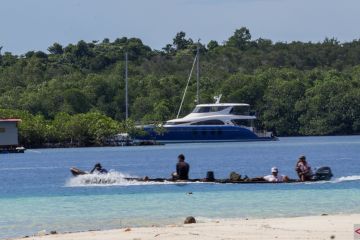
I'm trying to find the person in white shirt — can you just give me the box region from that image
[263,167,289,182]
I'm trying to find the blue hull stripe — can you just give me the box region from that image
[135,126,275,143]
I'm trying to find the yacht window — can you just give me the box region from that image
[191,120,225,125]
[166,121,191,125]
[196,107,211,113]
[193,106,228,113]
[230,106,250,115]
[231,119,252,127]
[211,106,228,112]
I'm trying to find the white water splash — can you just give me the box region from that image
[304,175,360,185]
[66,171,136,187]
[332,175,360,183]
[65,171,188,187]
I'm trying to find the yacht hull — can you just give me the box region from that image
[137,125,276,143]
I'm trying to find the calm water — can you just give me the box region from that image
[1,136,360,239]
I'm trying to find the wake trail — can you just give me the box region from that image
[331,175,360,183]
[65,171,190,187]
[305,175,360,184]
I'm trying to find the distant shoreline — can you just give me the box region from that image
[13,214,359,240]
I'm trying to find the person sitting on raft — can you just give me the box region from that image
[172,154,189,180]
[90,163,108,174]
[295,155,312,181]
[263,167,289,182]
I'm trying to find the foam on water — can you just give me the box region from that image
[304,175,360,184]
[65,171,198,187]
[66,171,136,187]
[332,175,360,183]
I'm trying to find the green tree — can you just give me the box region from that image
[63,89,91,114]
[227,27,252,50]
[261,70,305,135]
[207,40,219,51]
[173,31,193,50]
[48,43,64,55]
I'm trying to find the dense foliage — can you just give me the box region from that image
[1,27,360,146]
[0,109,133,147]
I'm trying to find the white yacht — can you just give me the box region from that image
[138,98,275,143]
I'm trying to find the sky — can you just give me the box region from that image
[1,0,360,54]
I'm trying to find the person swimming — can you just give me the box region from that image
[263,167,289,182]
[90,163,108,174]
[172,154,190,180]
[295,155,312,181]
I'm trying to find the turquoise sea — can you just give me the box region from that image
[1,136,360,239]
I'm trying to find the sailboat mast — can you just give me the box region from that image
[125,52,129,120]
[196,42,200,104]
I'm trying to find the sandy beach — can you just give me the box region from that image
[15,214,359,240]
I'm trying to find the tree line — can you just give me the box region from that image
[0,109,137,147]
[1,27,360,146]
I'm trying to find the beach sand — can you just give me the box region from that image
[15,214,359,240]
